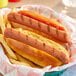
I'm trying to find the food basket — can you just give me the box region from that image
[0,5,76,76]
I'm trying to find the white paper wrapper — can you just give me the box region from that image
[0,5,76,76]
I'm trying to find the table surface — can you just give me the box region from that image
[7,0,60,8]
[7,0,62,13]
[7,0,76,19]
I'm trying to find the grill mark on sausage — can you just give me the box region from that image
[38,21,41,29]
[26,35,28,40]
[56,27,59,37]
[21,15,24,21]
[52,48,54,53]
[47,25,50,32]
[13,14,16,20]
[43,43,45,47]
[29,18,32,25]
[43,43,45,48]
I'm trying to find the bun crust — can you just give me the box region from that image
[6,38,62,67]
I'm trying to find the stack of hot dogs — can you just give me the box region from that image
[4,10,70,68]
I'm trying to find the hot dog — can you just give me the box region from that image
[4,28,69,64]
[7,10,70,43]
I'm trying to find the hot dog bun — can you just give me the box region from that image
[4,28,69,64]
[6,38,62,67]
[7,10,70,43]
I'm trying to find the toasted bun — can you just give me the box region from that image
[6,38,62,67]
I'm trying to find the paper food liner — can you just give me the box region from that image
[0,5,76,76]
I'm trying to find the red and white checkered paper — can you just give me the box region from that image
[0,5,76,76]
